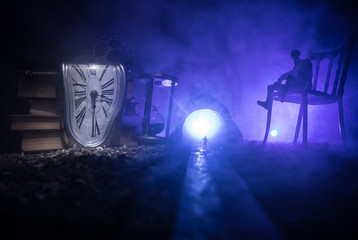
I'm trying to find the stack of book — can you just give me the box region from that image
[1,70,68,152]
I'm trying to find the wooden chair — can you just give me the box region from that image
[263,35,356,148]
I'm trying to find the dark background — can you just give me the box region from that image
[2,0,358,143]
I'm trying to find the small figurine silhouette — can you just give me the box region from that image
[202,136,208,152]
[257,49,312,109]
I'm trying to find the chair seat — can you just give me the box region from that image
[273,90,338,105]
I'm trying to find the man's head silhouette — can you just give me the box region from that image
[290,49,301,65]
[290,49,300,59]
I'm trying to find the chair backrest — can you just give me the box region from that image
[308,34,355,97]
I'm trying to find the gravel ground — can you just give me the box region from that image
[1,141,358,239]
[0,142,189,240]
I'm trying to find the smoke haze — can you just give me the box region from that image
[4,0,358,144]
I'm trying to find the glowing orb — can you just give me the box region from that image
[183,109,223,140]
[271,129,278,137]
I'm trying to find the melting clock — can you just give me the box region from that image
[62,63,127,147]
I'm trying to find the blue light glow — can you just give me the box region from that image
[271,129,278,137]
[183,109,223,140]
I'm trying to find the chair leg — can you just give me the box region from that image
[338,97,347,147]
[293,104,303,144]
[302,93,308,149]
[263,100,273,143]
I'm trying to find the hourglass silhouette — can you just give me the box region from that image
[134,73,178,144]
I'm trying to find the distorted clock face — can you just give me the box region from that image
[63,63,127,147]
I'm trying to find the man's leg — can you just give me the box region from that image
[257,84,278,109]
[279,76,298,101]
[280,76,307,101]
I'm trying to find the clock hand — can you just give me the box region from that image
[90,90,99,110]
[90,90,100,137]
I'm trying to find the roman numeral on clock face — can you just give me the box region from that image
[102,96,113,107]
[72,78,86,89]
[74,89,86,97]
[92,114,100,137]
[102,106,108,117]
[102,88,114,96]
[101,78,114,89]
[75,96,86,109]
[88,65,96,76]
[76,106,86,128]
[99,65,109,82]
[72,64,87,83]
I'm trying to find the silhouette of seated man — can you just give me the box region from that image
[257,49,312,109]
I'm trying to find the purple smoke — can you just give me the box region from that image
[6,0,358,144]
